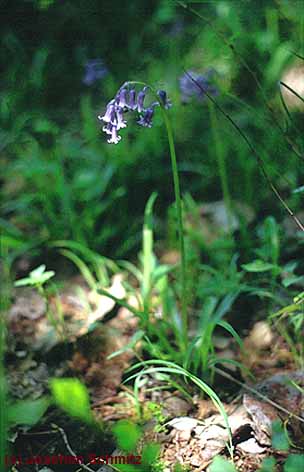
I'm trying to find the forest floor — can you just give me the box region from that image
[6,268,304,472]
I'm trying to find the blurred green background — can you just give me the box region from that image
[1,0,304,262]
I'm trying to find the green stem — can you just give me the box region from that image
[160,108,187,350]
[120,81,188,349]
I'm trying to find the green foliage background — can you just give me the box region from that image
[1,0,304,258]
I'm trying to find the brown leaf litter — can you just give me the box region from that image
[7,276,140,411]
[7,274,127,351]
[144,370,303,471]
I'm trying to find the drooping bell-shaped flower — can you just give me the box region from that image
[116,107,127,129]
[102,122,114,135]
[137,107,155,128]
[98,99,116,123]
[107,125,121,144]
[157,90,172,109]
[115,88,128,108]
[137,86,148,113]
[99,83,172,144]
[128,88,137,110]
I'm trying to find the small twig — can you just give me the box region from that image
[53,424,122,472]
[51,423,95,472]
[214,368,304,424]
[21,430,58,436]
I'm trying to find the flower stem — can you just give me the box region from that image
[120,80,188,349]
[160,107,188,351]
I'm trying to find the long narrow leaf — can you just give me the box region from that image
[217,320,243,349]
[59,249,96,289]
[125,359,232,450]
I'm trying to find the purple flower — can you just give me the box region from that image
[99,82,172,144]
[137,107,155,128]
[102,122,113,135]
[98,99,116,123]
[83,59,108,86]
[107,125,121,144]
[128,89,137,110]
[116,106,127,129]
[115,88,128,108]
[137,86,148,113]
[157,90,172,109]
[179,70,218,103]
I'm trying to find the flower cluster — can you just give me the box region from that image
[179,70,218,103]
[83,59,108,86]
[99,84,172,144]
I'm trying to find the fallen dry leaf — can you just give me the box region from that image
[87,273,126,325]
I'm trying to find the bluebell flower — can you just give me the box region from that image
[137,106,155,128]
[83,59,108,86]
[99,83,172,144]
[179,70,218,103]
[137,86,148,113]
[107,124,121,144]
[157,90,172,109]
[115,88,128,108]
[128,89,137,110]
[102,122,113,135]
[98,99,116,123]
[116,106,127,129]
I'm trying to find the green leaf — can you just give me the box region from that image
[30,264,47,277]
[125,360,232,446]
[209,456,237,472]
[174,465,186,472]
[14,277,33,287]
[33,118,59,134]
[50,378,93,423]
[142,192,158,301]
[282,275,304,288]
[242,260,277,272]
[59,249,96,289]
[217,320,243,349]
[112,420,142,453]
[111,463,139,472]
[14,264,55,287]
[259,456,276,471]
[107,330,145,360]
[1,235,24,249]
[284,454,304,472]
[8,397,50,426]
[272,420,289,451]
[35,271,55,284]
[152,264,175,284]
[293,185,304,194]
[141,442,160,466]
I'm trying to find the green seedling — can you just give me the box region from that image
[14,265,65,344]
